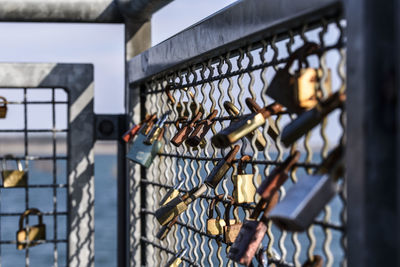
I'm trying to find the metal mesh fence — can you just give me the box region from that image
[0,88,68,267]
[130,15,346,267]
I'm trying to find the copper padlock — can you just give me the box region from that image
[16,208,46,250]
[159,178,185,206]
[212,101,282,149]
[222,101,266,151]
[186,109,218,147]
[206,195,234,235]
[302,255,324,267]
[171,111,202,147]
[2,154,28,188]
[232,155,261,204]
[164,248,188,267]
[266,42,331,114]
[155,184,207,226]
[223,196,242,244]
[204,145,240,188]
[228,192,279,265]
[281,92,346,147]
[0,96,7,118]
[269,146,344,232]
[122,114,156,143]
[144,111,170,145]
[156,216,178,241]
[166,84,204,119]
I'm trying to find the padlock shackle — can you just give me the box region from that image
[315,145,344,177]
[223,101,240,116]
[140,114,157,135]
[174,116,189,131]
[2,154,24,171]
[208,194,224,219]
[245,98,262,113]
[165,84,195,105]
[285,42,320,71]
[224,196,240,226]
[206,109,218,121]
[237,155,256,175]
[259,103,283,119]
[157,127,165,141]
[224,145,240,164]
[19,208,43,230]
[0,96,7,106]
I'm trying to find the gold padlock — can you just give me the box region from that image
[266,43,333,114]
[223,196,242,244]
[206,195,234,235]
[166,84,204,119]
[0,96,7,118]
[164,248,188,267]
[2,154,27,188]
[16,208,46,250]
[232,155,261,204]
[159,178,185,206]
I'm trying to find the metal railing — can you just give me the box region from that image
[127,0,345,266]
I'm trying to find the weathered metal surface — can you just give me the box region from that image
[128,0,342,85]
[0,63,95,267]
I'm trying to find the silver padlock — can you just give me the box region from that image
[268,146,344,232]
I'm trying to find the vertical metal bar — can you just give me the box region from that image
[23,87,29,267]
[139,84,147,266]
[52,88,58,267]
[346,0,399,266]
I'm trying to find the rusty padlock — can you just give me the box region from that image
[144,111,170,145]
[159,178,185,206]
[204,145,240,188]
[166,84,204,119]
[186,109,218,147]
[16,208,46,250]
[156,215,179,241]
[281,91,346,147]
[171,111,203,147]
[266,42,331,114]
[0,96,7,118]
[232,155,261,204]
[228,191,279,266]
[302,255,324,267]
[2,154,28,188]
[155,184,207,226]
[223,196,242,244]
[212,101,282,149]
[268,146,344,232]
[122,113,156,143]
[164,248,188,267]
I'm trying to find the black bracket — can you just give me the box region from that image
[94,114,127,141]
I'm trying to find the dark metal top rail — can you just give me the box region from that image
[127,0,342,85]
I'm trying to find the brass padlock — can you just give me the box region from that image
[266,42,332,114]
[2,154,28,188]
[268,146,344,232]
[228,191,279,265]
[159,178,185,206]
[0,96,7,118]
[223,196,242,244]
[302,255,324,267]
[212,101,282,149]
[222,101,266,151]
[127,127,165,168]
[164,248,188,267]
[122,114,156,143]
[206,195,233,235]
[171,111,202,147]
[155,184,207,226]
[204,145,240,188]
[16,208,46,250]
[186,109,218,147]
[166,84,204,119]
[156,215,178,241]
[144,111,170,145]
[232,155,261,204]
[256,151,300,201]
[281,91,346,147]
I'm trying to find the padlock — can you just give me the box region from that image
[302,255,323,267]
[156,215,179,241]
[122,113,156,143]
[204,145,240,188]
[144,111,171,145]
[256,151,300,201]
[159,178,185,206]
[206,195,234,235]
[2,154,28,188]
[155,184,207,226]
[186,109,218,147]
[228,191,279,265]
[16,208,46,250]
[268,146,344,232]
[171,111,202,147]
[126,127,165,168]
[212,101,282,149]
[223,101,266,151]
[223,196,242,244]
[280,91,346,147]
[164,248,188,267]
[232,155,261,204]
[0,96,7,118]
[166,84,204,119]
[266,42,332,114]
